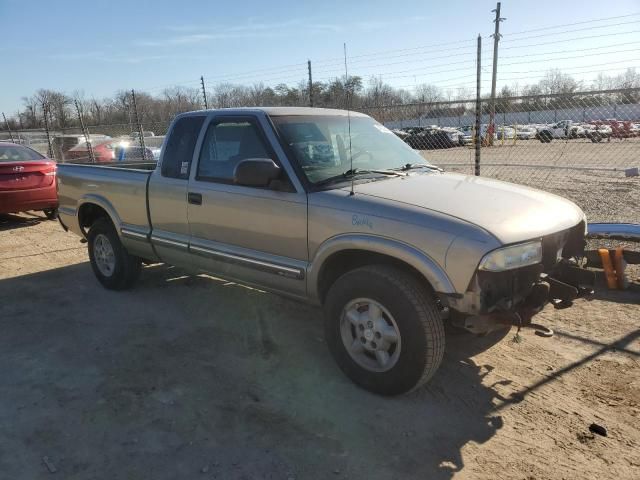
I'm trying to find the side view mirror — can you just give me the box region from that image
[233,158,281,187]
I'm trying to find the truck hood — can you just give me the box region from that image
[345,172,584,244]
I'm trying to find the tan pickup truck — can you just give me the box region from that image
[57,107,594,395]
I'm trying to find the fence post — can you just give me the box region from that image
[307,60,314,107]
[42,103,54,159]
[74,100,95,163]
[131,90,148,163]
[200,76,209,109]
[2,112,14,142]
[474,35,482,176]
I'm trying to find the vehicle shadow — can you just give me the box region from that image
[0,212,47,231]
[0,263,506,480]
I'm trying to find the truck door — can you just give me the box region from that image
[148,115,206,268]
[186,113,308,297]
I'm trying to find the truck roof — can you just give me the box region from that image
[184,106,369,118]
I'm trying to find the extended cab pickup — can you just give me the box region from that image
[57,107,593,395]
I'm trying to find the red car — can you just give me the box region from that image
[65,139,116,163]
[0,142,58,219]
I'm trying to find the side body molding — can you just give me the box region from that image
[307,234,457,302]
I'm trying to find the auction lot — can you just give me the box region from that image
[423,138,640,224]
[0,213,638,479]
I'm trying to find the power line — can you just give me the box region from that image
[500,19,640,43]
[499,29,640,51]
[501,12,640,37]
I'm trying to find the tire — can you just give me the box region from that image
[539,131,552,143]
[324,265,445,396]
[43,208,57,220]
[590,132,602,143]
[87,217,141,290]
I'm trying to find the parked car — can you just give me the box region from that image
[57,107,592,396]
[0,142,57,219]
[66,139,117,163]
[403,127,458,149]
[140,136,165,160]
[535,121,585,142]
[114,142,155,162]
[513,125,537,140]
[52,134,111,162]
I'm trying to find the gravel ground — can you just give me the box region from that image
[422,138,640,224]
[0,213,638,480]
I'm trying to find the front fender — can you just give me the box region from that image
[307,233,457,302]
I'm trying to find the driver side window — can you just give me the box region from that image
[197,119,274,183]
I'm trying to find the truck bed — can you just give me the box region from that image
[57,162,155,243]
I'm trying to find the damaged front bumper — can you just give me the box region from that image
[444,223,595,334]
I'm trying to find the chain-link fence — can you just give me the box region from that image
[367,88,640,224]
[2,88,639,224]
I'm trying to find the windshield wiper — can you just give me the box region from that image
[396,163,443,172]
[315,168,404,187]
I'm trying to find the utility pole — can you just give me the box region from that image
[475,35,482,176]
[308,60,314,107]
[488,2,505,146]
[2,112,15,142]
[200,75,209,109]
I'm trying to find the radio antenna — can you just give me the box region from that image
[344,42,354,196]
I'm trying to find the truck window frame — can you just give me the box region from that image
[193,115,293,191]
[160,115,206,180]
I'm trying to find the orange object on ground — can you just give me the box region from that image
[613,247,628,290]
[598,248,618,289]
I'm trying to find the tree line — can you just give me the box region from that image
[3,68,639,131]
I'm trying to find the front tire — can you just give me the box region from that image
[87,217,141,290]
[324,265,445,395]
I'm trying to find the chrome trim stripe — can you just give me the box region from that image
[190,244,304,279]
[121,228,149,241]
[58,206,76,216]
[151,235,189,250]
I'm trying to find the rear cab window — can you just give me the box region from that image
[161,116,205,179]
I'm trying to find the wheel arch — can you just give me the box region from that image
[77,195,121,237]
[308,234,456,304]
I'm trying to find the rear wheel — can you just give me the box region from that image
[87,217,141,290]
[590,132,603,143]
[539,131,552,143]
[324,265,445,396]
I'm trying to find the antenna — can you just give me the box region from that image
[344,42,354,196]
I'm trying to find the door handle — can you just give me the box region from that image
[188,192,202,205]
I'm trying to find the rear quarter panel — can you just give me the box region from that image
[57,164,152,256]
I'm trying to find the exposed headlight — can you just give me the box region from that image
[478,241,542,272]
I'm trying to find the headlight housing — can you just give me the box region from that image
[478,241,543,272]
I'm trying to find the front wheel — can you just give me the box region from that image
[324,265,445,395]
[87,217,141,290]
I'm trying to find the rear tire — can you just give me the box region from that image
[591,132,602,143]
[87,217,141,290]
[539,131,552,143]
[324,265,445,396]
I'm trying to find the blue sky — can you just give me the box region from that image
[1,0,639,113]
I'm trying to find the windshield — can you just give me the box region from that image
[0,144,45,162]
[271,115,433,185]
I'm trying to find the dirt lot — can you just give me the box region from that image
[1,213,639,480]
